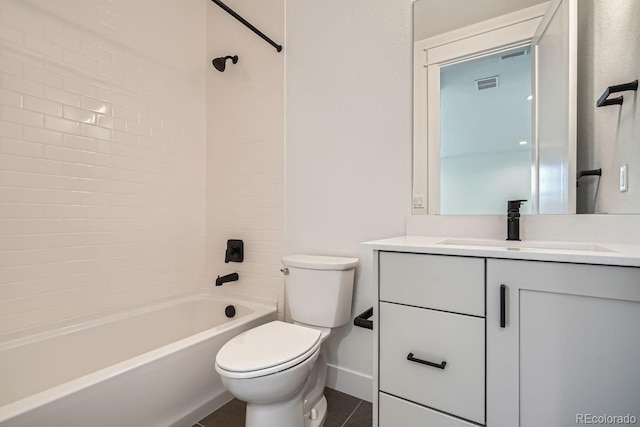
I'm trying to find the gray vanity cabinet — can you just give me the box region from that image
[377,251,485,426]
[375,249,640,427]
[486,259,640,427]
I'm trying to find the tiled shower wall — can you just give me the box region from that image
[0,0,207,335]
[205,0,285,319]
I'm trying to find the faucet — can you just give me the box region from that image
[506,200,527,241]
[216,272,239,286]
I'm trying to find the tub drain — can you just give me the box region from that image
[225,305,236,318]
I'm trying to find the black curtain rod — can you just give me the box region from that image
[211,0,283,52]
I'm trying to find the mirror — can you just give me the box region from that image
[439,46,534,215]
[413,0,640,215]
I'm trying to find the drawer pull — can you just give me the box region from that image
[500,284,507,328]
[406,353,447,370]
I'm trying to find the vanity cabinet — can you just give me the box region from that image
[487,259,640,427]
[377,252,485,426]
[374,247,640,427]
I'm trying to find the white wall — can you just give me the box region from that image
[0,0,207,336]
[577,0,640,214]
[286,0,413,400]
[205,0,285,318]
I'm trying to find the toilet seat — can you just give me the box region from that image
[215,321,321,379]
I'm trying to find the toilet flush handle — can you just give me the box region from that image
[280,268,289,275]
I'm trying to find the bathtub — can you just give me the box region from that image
[0,291,277,427]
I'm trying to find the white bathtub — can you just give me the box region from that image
[0,291,277,427]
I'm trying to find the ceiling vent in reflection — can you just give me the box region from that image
[500,49,527,60]
[476,76,499,91]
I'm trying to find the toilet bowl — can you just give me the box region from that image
[215,254,358,427]
[215,321,322,427]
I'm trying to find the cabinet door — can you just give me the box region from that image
[487,259,640,427]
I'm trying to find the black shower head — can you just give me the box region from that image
[212,55,238,72]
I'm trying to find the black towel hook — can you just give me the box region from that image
[596,80,638,107]
[577,168,602,187]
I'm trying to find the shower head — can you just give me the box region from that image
[212,55,238,72]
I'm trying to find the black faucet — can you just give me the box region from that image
[507,200,527,241]
[216,272,239,286]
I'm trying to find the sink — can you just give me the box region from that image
[436,239,618,253]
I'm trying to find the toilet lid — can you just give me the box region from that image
[216,321,321,376]
[282,254,359,270]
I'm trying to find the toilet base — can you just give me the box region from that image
[304,395,327,427]
[246,388,306,427]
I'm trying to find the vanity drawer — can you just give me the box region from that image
[379,393,478,427]
[379,302,485,424]
[379,251,484,316]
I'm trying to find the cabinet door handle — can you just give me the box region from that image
[500,284,507,328]
[406,353,447,370]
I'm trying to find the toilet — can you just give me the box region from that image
[215,254,358,427]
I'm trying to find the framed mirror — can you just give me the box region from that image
[413,0,640,215]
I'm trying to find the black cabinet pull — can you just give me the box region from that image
[406,353,447,370]
[500,284,506,328]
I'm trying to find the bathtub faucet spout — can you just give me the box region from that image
[216,272,239,286]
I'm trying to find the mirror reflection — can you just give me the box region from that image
[440,47,533,215]
[413,0,640,215]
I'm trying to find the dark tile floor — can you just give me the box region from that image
[194,387,372,427]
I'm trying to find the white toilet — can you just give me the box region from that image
[215,254,358,427]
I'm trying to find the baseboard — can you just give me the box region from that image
[326,364,373,402]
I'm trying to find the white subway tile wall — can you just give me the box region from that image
[0,0,207,335]
[205,0,285,319]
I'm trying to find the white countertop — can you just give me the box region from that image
[363,235,640,267]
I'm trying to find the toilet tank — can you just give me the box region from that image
[282,255,358,328]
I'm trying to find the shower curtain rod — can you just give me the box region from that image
[210,0,283,52]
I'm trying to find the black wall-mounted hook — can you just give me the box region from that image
[225,239,244,263]
[596,80,638,107]
[577,168,602,187]
[354,307,373,330]
[577,168,602,179]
